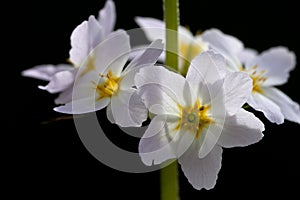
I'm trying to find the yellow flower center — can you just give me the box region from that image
[180,42,203,63]
[179,39,207,75]
[175,100,213,138]
[93,70,120,101]
[242,65,267,94]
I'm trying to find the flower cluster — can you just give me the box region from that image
[22,0,300,190]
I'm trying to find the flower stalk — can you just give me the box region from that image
[160,161,179,200]
[161,0,180,200]
[164,0,179,71]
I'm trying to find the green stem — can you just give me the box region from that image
[164,0,179,71]
[160,161,179,200]
[161,1,179,199]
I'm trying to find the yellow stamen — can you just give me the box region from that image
[175,100,213,138]
[93,70,120,101]
[242,65,267,94]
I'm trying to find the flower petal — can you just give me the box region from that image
[119,67,140,90]
[69,15,104,67]
[55,87,73,105]
[194,35,210,52]
[238,48,258,67]
[87,15,104,51]
[54,97,110,114]
[218,109,264,148]
[174,129,196,158]
[110,89,147,127]
[21,64,73,81]
[121,40,164,89]
[106,103,115,124]
[262,87,300,124]
[71,70,100,101]
[38,70,75,93]
[135,66,187,106]
[202,29,244,70]
[246,47,296,86]
[186,51,228,87]
[57,70,104,111]
[179,143,222,190]
[198,122,223,159]
[135,17,165,42]
[195,80,226,118]
[93,30,130,76]
[135,17,193,43]
[126,39,163,71]
[128,91,148,126]
[98,0,116,37]
[247,92,284,124]
[139,115,177,165]
[69,20,90,67]
[223,71,253,115]
[137,84,180,116]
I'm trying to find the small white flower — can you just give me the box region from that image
[55,30,164,127]
[135,51,264,190]
[202,29,300,124]
[135,17,209,73]
[22,0,116,104]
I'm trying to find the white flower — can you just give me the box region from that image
[135,17,209,74]
[202,29,300,124]
[55,30,164,127]
[21,0,116,104]
[135,51,264,190]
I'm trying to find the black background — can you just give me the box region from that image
[10,0,300,199]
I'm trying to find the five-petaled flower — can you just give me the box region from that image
[136,18,300,125]
[135,51,264,190]
[54,30,163,127]
[202,29,300,124]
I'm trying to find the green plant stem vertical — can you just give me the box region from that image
[160,161,179,200]
[161,0,179,200]
[164,0,179,71]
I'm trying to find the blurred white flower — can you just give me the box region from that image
[135,51,264,190]
[135,17,209,73]
[202,29,300,124]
